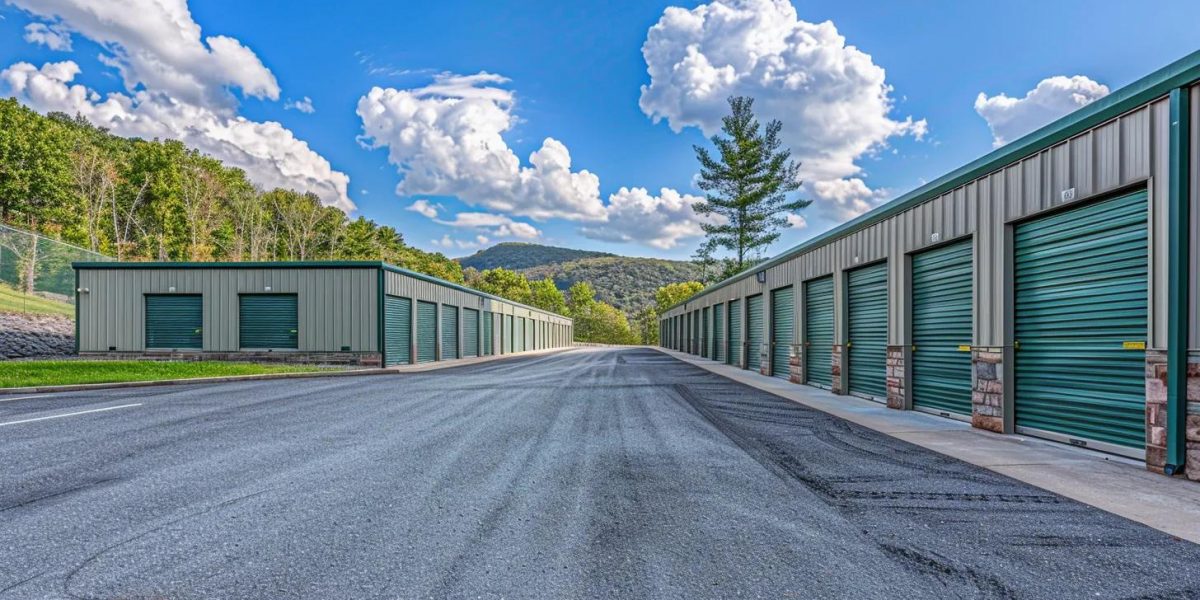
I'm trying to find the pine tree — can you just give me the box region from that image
[692,96,808,270]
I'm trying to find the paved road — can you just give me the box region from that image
[2,347,1199,599]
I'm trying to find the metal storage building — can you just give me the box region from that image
[659,50,1200,480]
[73,261,573,366]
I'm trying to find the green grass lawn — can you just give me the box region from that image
[0,360,332,388]
[0,283,75,317]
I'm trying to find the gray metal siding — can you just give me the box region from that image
[662,93,1182,350]
[77,268,378,352]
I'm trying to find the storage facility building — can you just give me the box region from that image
[73,261,573,366]
[659,51,1200,480]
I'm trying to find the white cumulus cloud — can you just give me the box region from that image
[581,187,720,250]
[2,0,351,211]
[975,75,1109,147]
[23,22,71,50]
[639,0,923,224]
[809,178,889,223]
[406,199,440,219]
[284,96,315,114]
[8,0,278,108]
[429,210,542,240]
[1,61,352,211]
[356,72,606,222]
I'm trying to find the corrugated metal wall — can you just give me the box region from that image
[662,91,1196,351]
[77,267,379,352]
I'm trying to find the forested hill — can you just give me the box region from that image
[458,243,703,311]
[458,243,613,271]
[0,98,463,285]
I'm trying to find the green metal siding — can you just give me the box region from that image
[713,303,725,362]
[385,295,412,366]
[747,295,764,371]
[238,294,298,350]
[482,311,494,356]
[771,287,794,379]
[805,277,834,387]
[417,300,437,363]
[702,307,710,358]
[145,295,202,349]
[848,263,888,399]
[442,305,459,359]
[1014,191,1148,450]
[912,241,974,415]
[463,308,479,357]
[727,299,741,366]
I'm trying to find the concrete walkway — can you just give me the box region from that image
[655,347,1200,544]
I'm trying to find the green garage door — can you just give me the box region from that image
[746,295,764,371]
[713,303,725,363]
[385,295,412,366]
[239,294,298,349]
[516,317,526,352]
[482,311,494,355]
[771,287,794,379]
[848,263,888,399]
[1015,191,1148,451]
[805,277,834,388]
[417,300,437,363]
[702,307,710,358]
[463,308,479,358]
[527,319,535,351]
[505,315,514,354]
[727,299,741,366]
[441,305,459,359]
[912,241,973,415]
[145,294,202,349]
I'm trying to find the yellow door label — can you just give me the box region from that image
[957,345,972,352]
[1122,341,1146,350]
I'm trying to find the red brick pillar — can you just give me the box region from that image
[971,347,1003,433]
[886,345,906,409]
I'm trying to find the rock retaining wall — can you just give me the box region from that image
[0,313,74,359]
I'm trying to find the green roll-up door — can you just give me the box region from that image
[771,287,794,379]
[526,319,535,351]
[727,299,741,366]
[417,300,437,363]
[145,294,202,349]
[1014,191,1148,451]
[441,305,459,360]
[747,295,764,371]
[713,303,725,362]
[805,277,834,388]
[505,314,514,354]
[848,262,888,399]
[912,241,973,415]
[482,311,494,355]
[516,317,526,352]
[239,294,298,350]
[463,308,479,358]
[702,307,710,358]
[385,295,412,366]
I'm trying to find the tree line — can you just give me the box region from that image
[0,98,463,294]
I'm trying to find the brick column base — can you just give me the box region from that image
[1151,352,1200,481]
[971,348,1003,433]
[831,344,844,394]
[759,343,770,376]
[789,344,803,384]
[886,345,906,409]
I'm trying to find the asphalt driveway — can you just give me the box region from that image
[1,347,1198,599]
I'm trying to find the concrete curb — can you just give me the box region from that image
[655,347,1200,544]
[0,346,581,395]
[0,367,395,395]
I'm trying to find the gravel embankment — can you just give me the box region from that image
[0,312,74,359]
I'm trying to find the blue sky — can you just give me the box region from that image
[1,0,1197,260]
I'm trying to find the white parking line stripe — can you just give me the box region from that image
[0,403,142,427]
[0,395,59,403]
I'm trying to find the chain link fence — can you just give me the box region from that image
[0,223,112,318]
